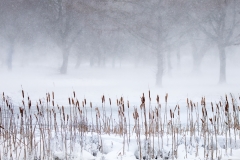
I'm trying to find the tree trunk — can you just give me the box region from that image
[192,41,210,73]
[167,51,172,75]
[156,52,164,86]
[191,41,201,72]
[90,55,94,67]
[112,55,116,68]
[218,45,226,83]
[7,41,15,70]
[97,53,101,67]
[176,48,181,68]
[60,48,70,74]
[75,54,81,69]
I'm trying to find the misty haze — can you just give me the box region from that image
[0,0,240,160]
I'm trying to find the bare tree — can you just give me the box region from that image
[120,0,186,86]
[44,0,84,74]
[191,0,240,83]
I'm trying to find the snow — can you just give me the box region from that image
[0,57,240,160]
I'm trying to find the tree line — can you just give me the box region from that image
[0,0,240,86]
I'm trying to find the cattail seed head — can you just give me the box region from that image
[102,95,105,103]
[141,93,145,104]
[109,98,111,105]
[22,90,24,99]
[68,98,71,105]
[165,93,168,102]
[28,100,31,109]
[82,101,84,107]
[72,98,75,105]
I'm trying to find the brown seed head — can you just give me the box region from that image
[156,95,159,103]
[165,93,168,102]
[22,90,24,99]
[68,98,71,105]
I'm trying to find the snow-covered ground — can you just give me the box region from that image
[0,53,240,159]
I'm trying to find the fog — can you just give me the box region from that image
[0,0,240,105]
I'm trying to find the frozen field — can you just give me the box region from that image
[0,60,240,160]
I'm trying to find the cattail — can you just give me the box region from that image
[170,109,172,118]
[22,90,24,98]
[82,101,84,107]
[109,98,111,105]
[28,100,31,109]
[156,95,159,103]
[84,99,86,105]
[52,100,54,106]
[165,93,168,102]
[62,106,65,115]
[102,95,105,103]
[72,98,75,105]
[127,101,129,108]
[19,107,24,117]
[52,91,54,99]
[90,102,92,108]
[73,91,75,98]
[149,90,151,99]
[209,118,212,123]
[211,102,214,112]
[225,102,229,112]
[68,98,71,105]
[120,97,123,104]
[36,104,39,113]
[141,93,145,104]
